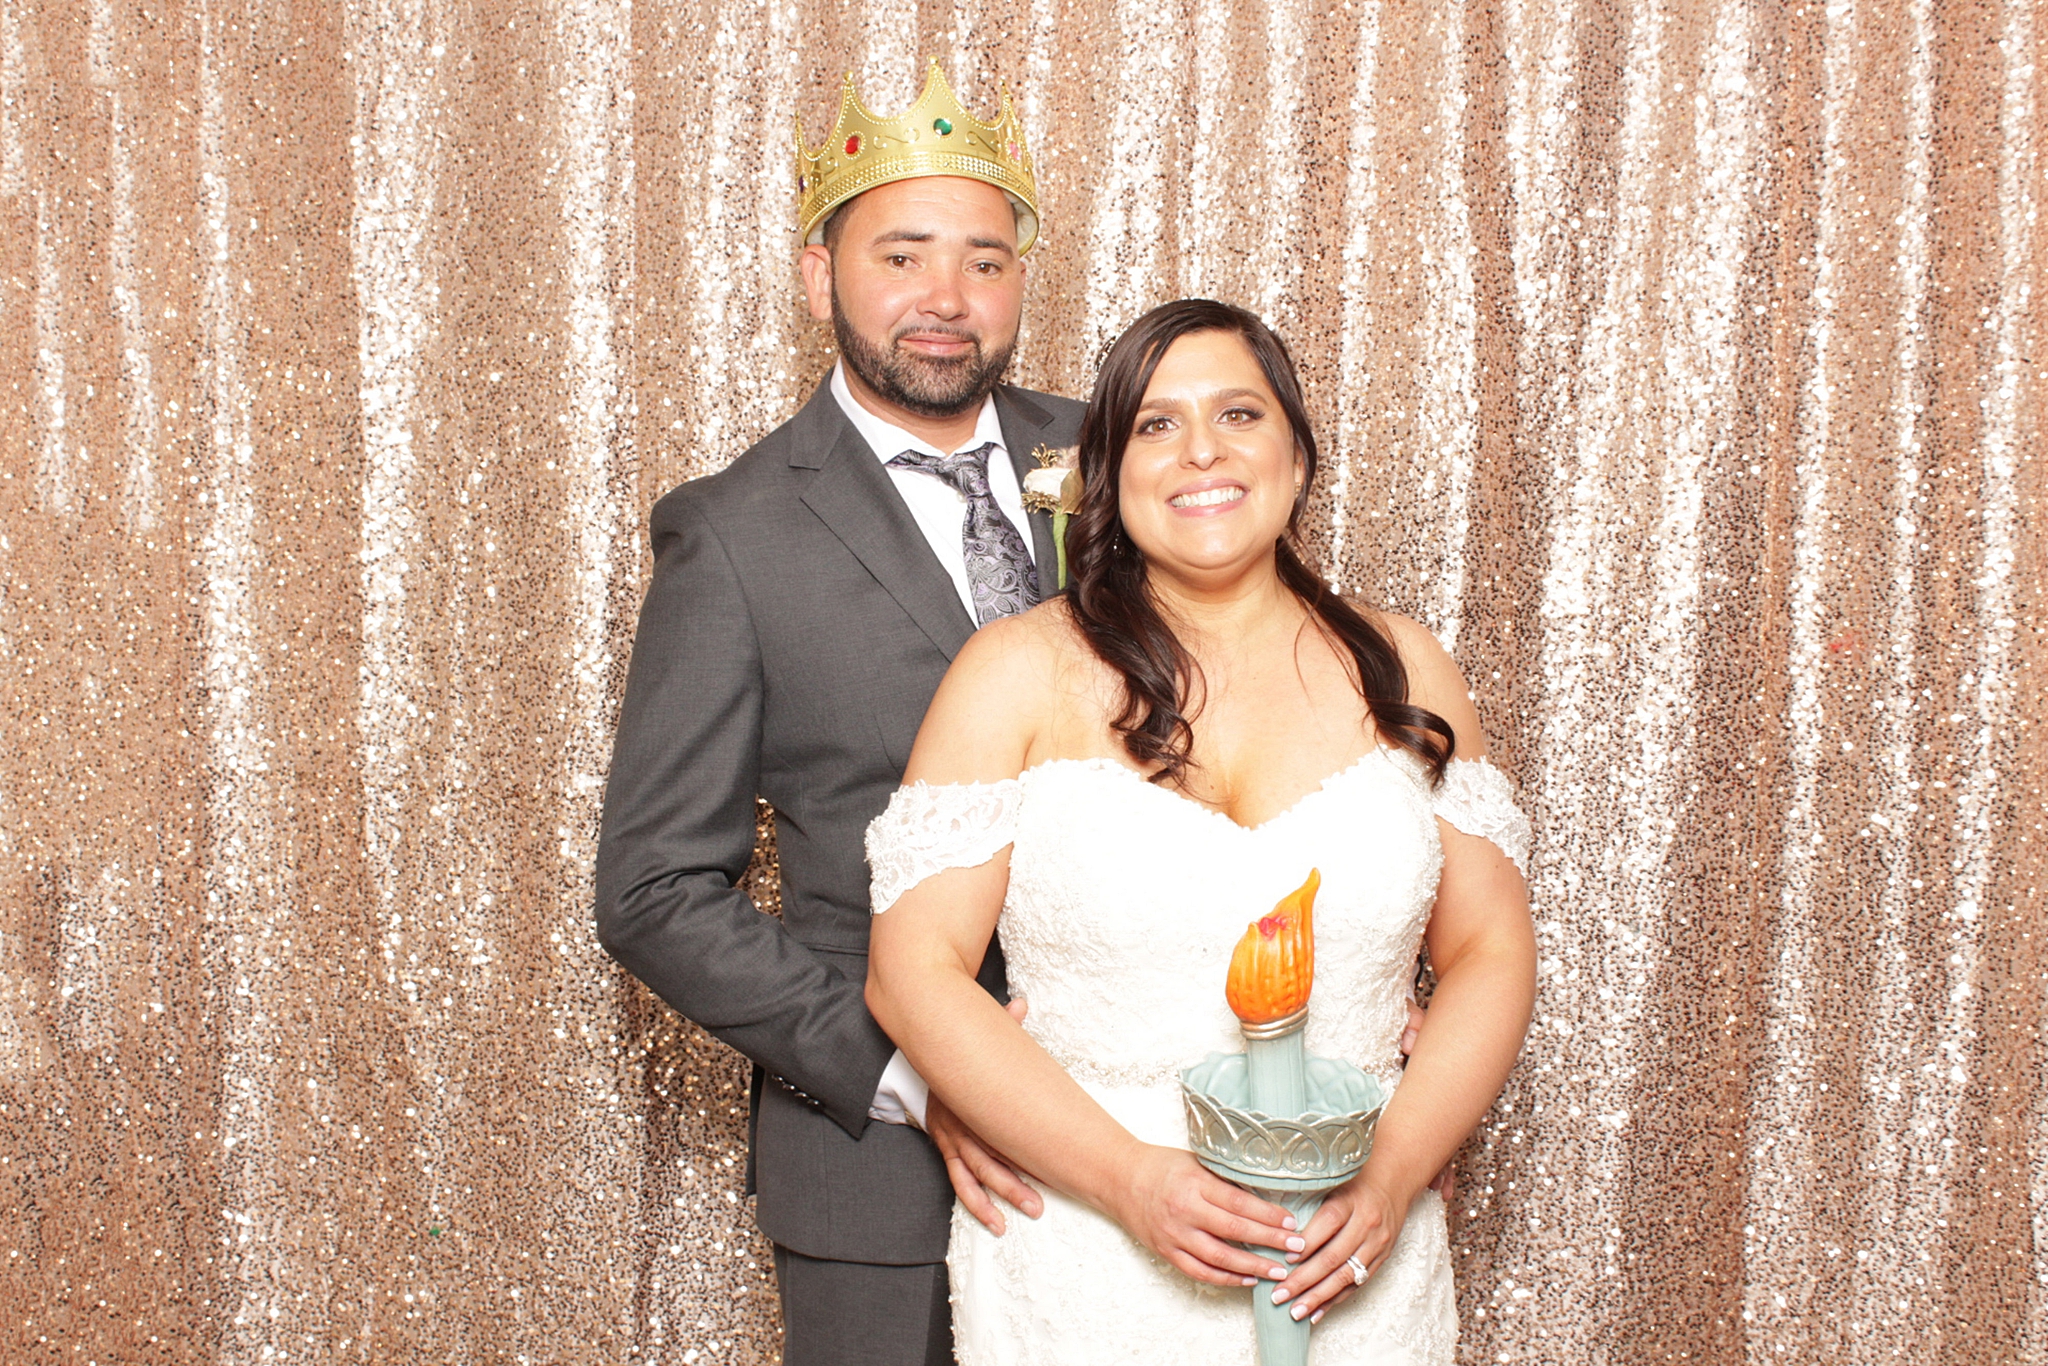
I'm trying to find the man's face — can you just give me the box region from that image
[800,177,1025,419]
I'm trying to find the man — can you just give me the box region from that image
[595,62,1068,1366]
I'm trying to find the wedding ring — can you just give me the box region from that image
[1344,1254,1369,1287]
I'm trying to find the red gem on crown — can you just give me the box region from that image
[845,134,862,157]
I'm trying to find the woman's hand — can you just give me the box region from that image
[1268,1175,1407,1323]
[1106,1145,1306,1289]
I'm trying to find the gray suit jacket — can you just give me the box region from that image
[595,376,1085,1265]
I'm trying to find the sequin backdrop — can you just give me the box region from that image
[0,0,2040,1361]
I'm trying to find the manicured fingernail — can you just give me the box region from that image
[1240,1275,1257,1287]
[1285,1236,1306,1252]
[1290,1303,1309,1321]
[1271,1286,1290,1304]
[1266,1264,1289,1280]
[1310,1308,1325,1325]
[1282,1215,1298,1230]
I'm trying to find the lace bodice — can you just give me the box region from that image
[868,752,1529,1091]
[865,751,1527,1364]
[868,752,1529,906]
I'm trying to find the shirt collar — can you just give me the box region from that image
[830,361,1007,465]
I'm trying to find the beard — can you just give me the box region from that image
[832,290,1016,420]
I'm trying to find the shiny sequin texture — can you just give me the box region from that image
[0,2,2040,1363]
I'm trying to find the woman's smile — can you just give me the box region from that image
[1168,481,1248,513]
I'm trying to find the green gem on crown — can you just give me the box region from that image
[932,116,953,136]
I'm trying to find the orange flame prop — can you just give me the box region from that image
[1224,869,1321,1024]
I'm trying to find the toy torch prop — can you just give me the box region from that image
[1228,869,1322,1117]
[1180,871,1387,1366]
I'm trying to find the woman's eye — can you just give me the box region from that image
[1136,416,1172,435]
[1222,406,1263,424]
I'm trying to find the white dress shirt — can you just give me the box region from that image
[830,362,1038,1130]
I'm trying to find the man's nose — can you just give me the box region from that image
[916,272,968,320]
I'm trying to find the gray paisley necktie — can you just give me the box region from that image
[889,441,1041,626]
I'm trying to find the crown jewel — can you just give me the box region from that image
[795,59,1040,254]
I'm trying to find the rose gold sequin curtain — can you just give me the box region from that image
[0,0,2040,1361]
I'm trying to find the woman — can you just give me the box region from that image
[865,299,1536,1363]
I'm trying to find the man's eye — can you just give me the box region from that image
[887,255,913,267]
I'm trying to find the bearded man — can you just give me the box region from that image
[594,64,1070,1366]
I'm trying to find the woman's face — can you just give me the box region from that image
[1116,330,1304,590]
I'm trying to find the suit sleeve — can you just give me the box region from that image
[594,489,896,1138]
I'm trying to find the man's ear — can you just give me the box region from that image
[799,243,834,322]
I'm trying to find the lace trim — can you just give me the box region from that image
[866,779,1023,914]
[1433,758,1533,877]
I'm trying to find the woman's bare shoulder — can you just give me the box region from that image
[948,597,1089,688]
[1350,605,1490,758]
[1359,607,1442,664]
[907,601,1099,782]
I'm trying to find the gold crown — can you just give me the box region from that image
[795,59,1040,254]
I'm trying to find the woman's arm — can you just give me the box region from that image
[1274,615,1537,1321]
[865,611,1301,1287]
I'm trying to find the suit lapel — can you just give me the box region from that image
[995,386,1063,581]
[792,381,978,661]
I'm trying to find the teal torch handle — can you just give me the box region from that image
[1244,1027,1314,1364]
[1250,1187,1323,1366]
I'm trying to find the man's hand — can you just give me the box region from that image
[926,997,1045,1236]
[1401,1001,1458,1203]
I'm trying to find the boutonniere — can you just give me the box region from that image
[1021,444,1080,590]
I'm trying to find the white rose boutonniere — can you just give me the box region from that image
[1021,445,1080,590]
[1020,463,1079,510]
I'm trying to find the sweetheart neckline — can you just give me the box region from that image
[1020,748,1402,834]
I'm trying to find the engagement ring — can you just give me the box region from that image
[1345,1254,1369,1287]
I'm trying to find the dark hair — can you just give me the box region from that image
[821,202,849,253]
[1064,298,1454,788]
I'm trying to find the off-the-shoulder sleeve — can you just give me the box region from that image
[1433,758,1533,878]
[865,779,1023,914]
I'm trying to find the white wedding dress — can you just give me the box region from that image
[867,748,1531,1366]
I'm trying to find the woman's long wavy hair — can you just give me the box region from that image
[1063,298,1454,789]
